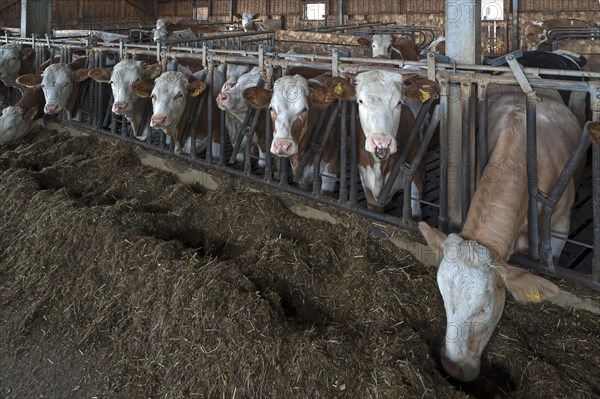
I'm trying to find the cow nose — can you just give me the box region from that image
[151,115,167,127]
[44,104,61,114]
[370,135,396,160]
[216,93,228,106]
[441,355,480,382]
[113,102,129,113]
[271,139,294,156]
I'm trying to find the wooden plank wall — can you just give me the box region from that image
[0,0,156,30]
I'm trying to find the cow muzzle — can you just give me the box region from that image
[112,102,130,114]
[44,104,63,114]
[369,134,396,161]
[441,354,481,382]
[271,138,296,157]
[150,115,168,128]
[216,93,229,110]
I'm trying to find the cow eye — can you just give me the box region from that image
[358,99,364,105]
[174,93,183,100]
[151,93,156,100]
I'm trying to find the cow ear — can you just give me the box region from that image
[88,67,111,83]
[310,86,337,109]
[418,221,447,257]
[357,37,371,48]
[586,121,600,145]
[142,63,163,80]
[325,76,355,100]
[403,77,438,103]
[243,86,272,109]
[188,80,206,97]
[492,260,560,304]
[131,80,154,98]
[74,68,90,83]
[235,13,242,19]
[16,74,43,88]
[20,48,34,60]
[69,56,88,71]
[253,13,260,19]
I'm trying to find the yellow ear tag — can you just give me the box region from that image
[150,71,160,79]
[333,83,344,96]
[191,87,201,96]
[419,89,431,103]
[523,287,542,302]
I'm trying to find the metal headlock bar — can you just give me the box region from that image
[1,34,599,290]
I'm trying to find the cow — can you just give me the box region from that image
[216,67,268,166]
[324,70,436,214]
[131,71,222,155]
[427,35,446,55]
[152,18,218,43]
[357,34,420,61]
[521,18,592,51]
[418,84,586,382]
[234,12,261,32]
[16,57,89,120]
[88,59,163,139]
[0,86,45,144]
[242,73,341,193]
[0,43,35,88]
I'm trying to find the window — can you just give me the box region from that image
[481,0,504,21]
[194,6,209,21]
[304,2,325,21]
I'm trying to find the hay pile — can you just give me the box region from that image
[1,128,599,399]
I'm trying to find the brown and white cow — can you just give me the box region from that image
[131,71,221,155]
[0,43,35,88]
[216,67,268,166]
[419,84,585,382]
[521,18,592,51]
[16,57,89,120]
[234,12,261,32]
[88,59,163,139]
[357,34,420,61]
[0,86,45,144]
[242,73,340,192]
[326,70,435,214]
[152,18,218,42]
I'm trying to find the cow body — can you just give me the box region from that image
[88,59,163,139]
[16,57,89,120]
[521,18,592,51]
[216,67,267,166]
[419,85,585,382]
[153,18,217,42]
[244,73,340,192]
[0,86,45,144]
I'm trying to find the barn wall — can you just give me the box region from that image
[0,0,156,30]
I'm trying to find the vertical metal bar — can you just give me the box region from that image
[593,142,600,286]
[338,100,348,204]
[438,78,449,232]
[206,59,215,163]
[460,84,471,225]
[526,94,539,260]
[511,0,519,52]
[349,101,358,206]
[264,109,272,183]
[219,103,226,167]
[477,83,488,177]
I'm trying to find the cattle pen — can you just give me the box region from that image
[1,1,600,398]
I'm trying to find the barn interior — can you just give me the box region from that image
[1,1,600,398]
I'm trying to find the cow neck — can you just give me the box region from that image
[289,104,320,170]
[460,127,528,261]
[64,81,86,120]
[128,97,149,136]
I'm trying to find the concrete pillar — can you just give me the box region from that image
[21,0,51,37]
[444,0,481,232]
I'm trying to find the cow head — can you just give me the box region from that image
[0,44,34,87]
[16,57,89,117]
[89,60,162,116]
[357,34,393,58]
[418,221,559,382]
[326,70,436,161]
[131,71,206,152]
[153,18,168,42]
[236,12,260,32]
[243,74,337,157]
[521,21,545,51]
[0,105,40,145]
[216,67,261,113]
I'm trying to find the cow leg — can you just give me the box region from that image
[364,189,385,213]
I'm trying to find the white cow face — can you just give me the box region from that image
[419,222,560,382]
[371,34,393,58]
[240,12,258,32]
[0,44,21,87]
[148,72,190,129]
[268,75,310,156]
[109,60,144,114]
[216,68,261,112]
[40,64,79,114]
[0,106,38,145]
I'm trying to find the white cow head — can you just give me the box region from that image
[153,18,168,42]
[216,67,261,113]
[16,57,89,118]
[131,71,206,152]
[236,12,260,32]
[0,44,34,87]
[0,105,39,144]
[521,21,545,51]
[418,222,560,382]
[325,70,436,160]
[357,34,393,58]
